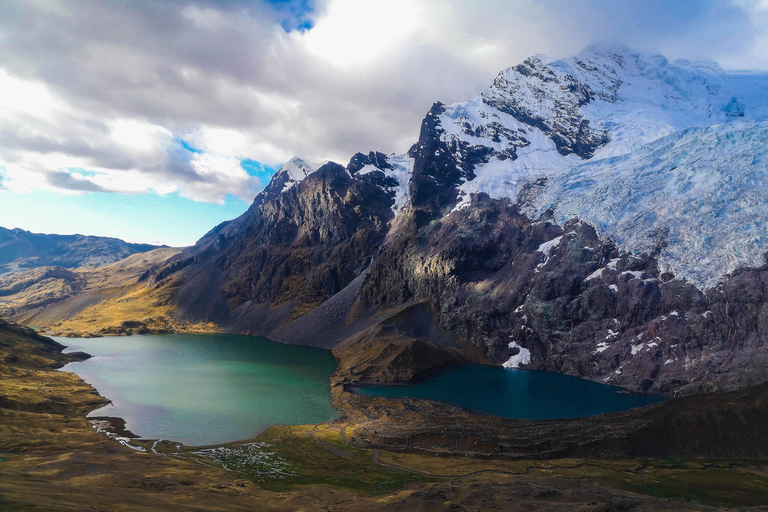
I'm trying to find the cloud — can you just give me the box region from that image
[47,171,111,193]
[730,0,768,68]
[0,0,766,204]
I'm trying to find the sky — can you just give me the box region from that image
[1,0,767,246]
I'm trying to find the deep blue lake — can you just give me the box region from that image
[355,365,665,419]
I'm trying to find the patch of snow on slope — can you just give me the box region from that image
[534,235,563,272]
[356,165,380,176]
[385,154,414,213]
[594,341,611,353]
[585,267,605,281]
[503,340,531,369]
[537,236,563,257]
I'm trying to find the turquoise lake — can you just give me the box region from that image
[58,334,338,446]
[60,335,665,446]
[356,365,665,419]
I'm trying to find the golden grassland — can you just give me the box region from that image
[0,248,223,337]
[2,323,768,511]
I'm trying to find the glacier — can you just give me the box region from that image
[533,121,768,288]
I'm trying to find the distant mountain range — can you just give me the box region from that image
[5,44,768,397]
[0,226,160,273]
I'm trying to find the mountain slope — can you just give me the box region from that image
[0,247,184,334]
[0,226,160,274]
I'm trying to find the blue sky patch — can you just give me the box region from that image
[176,137,203,154]
[0,188,250,246]
[241,158,277,181]
[265,0,316,32]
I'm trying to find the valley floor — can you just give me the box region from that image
[2,322,768,511]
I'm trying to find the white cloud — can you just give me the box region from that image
[731,0,768,67]
[301,0,424,68]
[186,152,259,203]
[0,69,60,118]
[109,119,172,154]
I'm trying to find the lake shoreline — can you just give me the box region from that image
[60,332,666,448]
[54,330,768,462]
[57,333,339,446]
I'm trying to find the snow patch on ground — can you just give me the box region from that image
[503,340,531,369]
[537,236,563,257]
[594,341,611,353]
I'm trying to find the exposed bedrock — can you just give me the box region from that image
[357,194,768,396]
[157,161,396,327]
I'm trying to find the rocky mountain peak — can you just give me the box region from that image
[347,151,394,175]
[260,156,319,199]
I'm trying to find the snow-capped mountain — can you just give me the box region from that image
[314,43,768,289]
[435,44,768,288]
[11,44,768,397]
[264,156,319,195]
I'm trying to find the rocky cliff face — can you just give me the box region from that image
[360,194,768,395]
[156,160,397,326]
